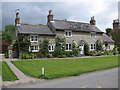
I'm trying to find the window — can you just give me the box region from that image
[66,43,72,51]
[30,35,38,42]
[91,32,96,37]
[29,46,39,52]
[65,31,72,37]
[48,44,55,52]
[91,44,96,50]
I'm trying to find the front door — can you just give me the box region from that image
[79,44,84,55]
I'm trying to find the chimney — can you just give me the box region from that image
[90,16,96,25]
[47,10,53,23]
[113,19,119,31]
[15,11,20,26]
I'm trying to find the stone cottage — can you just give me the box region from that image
[14,10,114,55]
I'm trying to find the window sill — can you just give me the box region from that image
[49,50,54,52]
[65,50,72,51]
[65,36,72,38]
[30,41,38,43]
[29,50,39,52]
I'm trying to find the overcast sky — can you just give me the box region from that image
[2,0,119,32]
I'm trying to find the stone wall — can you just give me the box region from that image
[56,30,103,45]
[30,35,55,46]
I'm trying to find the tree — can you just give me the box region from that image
[84,43,90,56]
[2,25,15,43]
[54,37,66,57]
[105,28,112,36]
[72,40,81,56]
[39,39,49,57]
[96,40,103,51]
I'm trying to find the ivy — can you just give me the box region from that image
[39,39,49,57]
[54,37,66,57]
[18,34,30,53]
[96,40,103,51]
[72,40,81,56]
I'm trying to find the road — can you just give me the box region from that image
[14,67,119,88]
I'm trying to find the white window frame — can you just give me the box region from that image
[30,35,38,42]
[65,31,72,37]
[48,44,55,52]
[90,32,96,38]
[90,43,96,51]
[66,43,72,51]
[29,46,39,52]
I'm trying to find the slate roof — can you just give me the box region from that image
[50,20,104,33]
[17,24,55,35]
[102,34,114,43]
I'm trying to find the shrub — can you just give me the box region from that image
[104,50,109,55]
[20,52,37,59]
[90,50,97,55]
[89,53,94,56]
[62,51,73,57]
[112,49,119,55]
[72,40,81,56]
[5,51,9,58]
[84,43,90,56]
[20,53,29,59]
[39,39,49,57]
[29,53,37,59]
[53,46,62,57]
[96,40,103,51]
[58,55,66,58]
[46,53,53,58]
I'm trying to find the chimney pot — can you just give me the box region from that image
[90,16,96,25]
[47,10,53,23]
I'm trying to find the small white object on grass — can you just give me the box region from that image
[42,66,44,76]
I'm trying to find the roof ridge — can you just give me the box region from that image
[54,19,89,24]
[21,24,46,26]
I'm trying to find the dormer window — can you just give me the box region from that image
[90,32,96,37]
[30,35,38,42]
[65,31,72,37]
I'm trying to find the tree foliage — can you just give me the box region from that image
[54,37,66,57]
[39,39,49,57]
[2,25,15,43]
[84,43,90,56]
[105,28,112,36]
[18,34,30,53]
[72,40,81,56]
[96,40,103,51]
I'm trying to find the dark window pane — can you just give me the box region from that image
[69,32,71,36]
[49,46,51,50]
[66,44,68,50]
[69,44,71,50]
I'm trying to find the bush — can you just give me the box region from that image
[29,53,37,59]
[20,52,37,59]
[104,50,109,55]
[46,53,53,58]
[5,51,9,58]
[84,43,90,56]
[62,51,73,57]
[58,55,66,58]
[112,49,119,55]
[90,50,97,55]
[20,53,29,59]
[53,46,62,57]
[89,53,94,56]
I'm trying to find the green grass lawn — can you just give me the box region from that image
[2,61,18,81]
[12,56,119,79]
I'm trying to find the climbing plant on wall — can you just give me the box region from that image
[39,39,49,57]
[18,34,30,53]
[96,40,103,51]
[72,40,81,56]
